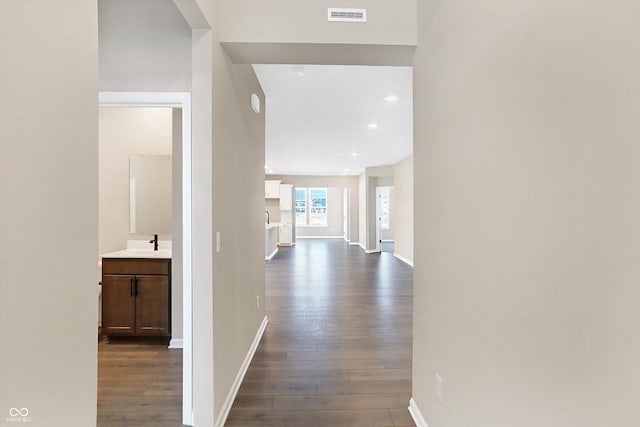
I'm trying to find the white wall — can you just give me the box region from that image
[0,2,99,426]
[99,0,192,91]
[190,21,215,427]
[211,53,267,426]
[412,2,640,426]
[376,176,394,187]
[297,187,344,237]
[393,155,413,264]
[218,0,417,65]
[219,0,416,46]
[264,198,281,223]
[99,107,173,254]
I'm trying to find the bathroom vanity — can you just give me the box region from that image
[101,249,171,339]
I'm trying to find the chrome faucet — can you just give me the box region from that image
[149,234,159,251]
[265,210,270,224]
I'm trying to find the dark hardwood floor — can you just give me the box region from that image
[226,239,415,427]
[97,337,182,427]
[97,239,414,426]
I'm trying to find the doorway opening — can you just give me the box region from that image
[98,92,193,425]
[376,186,395,253]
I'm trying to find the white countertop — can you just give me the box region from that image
[100,240,172,262]
[101,248,172,259]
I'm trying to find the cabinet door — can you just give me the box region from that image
[102,275,136,335]
[265,180,281,198]
[279,184,293,210]
[279,223,292,245]
[135,275,170,336]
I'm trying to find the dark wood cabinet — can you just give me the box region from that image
[101,275,137,335]
[101,258,171,338]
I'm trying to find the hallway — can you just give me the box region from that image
[226,239,415,426]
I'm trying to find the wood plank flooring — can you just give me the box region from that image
[226,239,415,427]
[97,337,182,427]
[97,239,414,426]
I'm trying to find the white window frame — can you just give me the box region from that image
[296,187,328,227]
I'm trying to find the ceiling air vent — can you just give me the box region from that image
[328,8,367,23]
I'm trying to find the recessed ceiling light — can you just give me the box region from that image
[367,123,379,129]
[351,152,358,157]
[384,95,399,103]
[268,169,273,174]
[264,165,269,169]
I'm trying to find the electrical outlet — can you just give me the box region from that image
[216,232,221,254]
[256,296,260,309]
[436,373,444,403]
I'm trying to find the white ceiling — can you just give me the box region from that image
[253,64,413,176]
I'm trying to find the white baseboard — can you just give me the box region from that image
[169,338,183,349]
[265,248,278,260]
[409,398,429,427]
[296,235,345,239]
[365,249,379,254]
[214,316,268,427]
[348,242,360,246]
[393,252,414,267]
[357,242,366,251]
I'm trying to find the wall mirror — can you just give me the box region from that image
[129,154,172,234]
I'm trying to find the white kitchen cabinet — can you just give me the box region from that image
[279,223,292,246]
[279,184,293,210]
[265,224,279,260]
[265,180,281,198]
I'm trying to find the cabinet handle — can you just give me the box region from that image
[130,279,134,297]
[134,277,139,296]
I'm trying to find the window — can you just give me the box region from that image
[309,188,328,226]
[295,188,307,226]
[295,187,328,226]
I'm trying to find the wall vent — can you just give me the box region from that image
[328,8,367,23]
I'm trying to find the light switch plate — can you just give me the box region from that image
[216,232,221,253]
